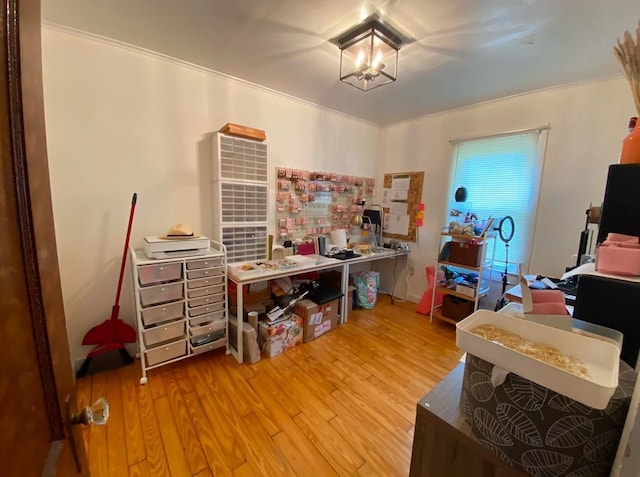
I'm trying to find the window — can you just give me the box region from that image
[448,128,548,272]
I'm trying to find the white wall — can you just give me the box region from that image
[42,28,378,366]
[380,77,633,302]
[42,26,633,366]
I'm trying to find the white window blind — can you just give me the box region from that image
[449,129,548,271]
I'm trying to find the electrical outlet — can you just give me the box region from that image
[408,266,415,276]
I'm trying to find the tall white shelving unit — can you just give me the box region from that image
[211,133,269,263]
[431,232,496,325]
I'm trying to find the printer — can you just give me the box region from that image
[143,235,210,259]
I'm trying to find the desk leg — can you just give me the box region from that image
[234,285,244,363]
[341,262,349,324]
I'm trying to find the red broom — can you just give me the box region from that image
[77,193,138,377]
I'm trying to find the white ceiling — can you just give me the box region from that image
[42,0,639,125]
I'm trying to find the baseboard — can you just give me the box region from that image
[407,293,421,304]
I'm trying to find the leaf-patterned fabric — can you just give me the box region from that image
[461,354,636,477]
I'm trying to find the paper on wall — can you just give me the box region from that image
[382,188,409,207]
[390,202,408,215]
[391,177,410,190]
[387,214,410,235]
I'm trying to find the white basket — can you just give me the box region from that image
[456,310,619,409]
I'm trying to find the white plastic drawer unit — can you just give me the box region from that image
[219,183,268,223]
[139,282,183,307]
[186,275,225,290]
[222,226,268,263]
[186,266,225,280]
[186,256,224,270]
[187,302,225,318]
[187,284,225,299]
[137,262,182,286]
[143,320,185,347]
[188,292,225,309]
[145,339,187,367]
[141,301,184,327]
[188,309,225,327]
[216,135,268,182]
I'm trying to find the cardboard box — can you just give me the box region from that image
[295,298,338,342]
[258,315,303,358]
[228,280,271,306]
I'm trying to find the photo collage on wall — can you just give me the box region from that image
[275,167,375,241]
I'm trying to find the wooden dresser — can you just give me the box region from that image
[409,363,529,477]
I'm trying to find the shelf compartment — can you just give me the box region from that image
[143,319,185,347]
[186,256,224,270]
[141,300,184,327]
[139,282,183,307]
[431,307,460,326]
[436,286,489,301]
[189,337,227,356]
[145,338,187,366]
[221,225,268,263]
[137,262,183,286]
[187,284,225,299]
[438,260,482,272]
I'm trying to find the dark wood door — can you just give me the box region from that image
[0,0,90,475]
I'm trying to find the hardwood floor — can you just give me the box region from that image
[77,295,463,477]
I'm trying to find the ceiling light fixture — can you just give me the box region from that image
[335,16,404,91]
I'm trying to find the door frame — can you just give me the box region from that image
[3,0,89,474]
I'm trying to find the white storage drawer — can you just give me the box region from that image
[189,318,226,338]
[143,320,185,347]
[187,275,224,289]
[188,310,225,327]
[145,339,186,366]
[187,302,224,318]
[186,267,224,280]
[141,301,184,327]
[190,331,225,348]
[139,282,183,307]
[190,338,226,356]
[137,262,182,286]
[187,284,224,299]
[186,256,224,270]
[188,292,225,309]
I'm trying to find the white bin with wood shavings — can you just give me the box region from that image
[456,309,619,409]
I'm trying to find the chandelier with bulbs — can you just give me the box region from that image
[335,16,404,91]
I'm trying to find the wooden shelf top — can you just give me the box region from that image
[440,231,495,241]
[438,260,481,272]
[435,286,489,301]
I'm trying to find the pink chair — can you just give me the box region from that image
[416,266,444,315]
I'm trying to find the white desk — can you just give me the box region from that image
[227,249,408,362]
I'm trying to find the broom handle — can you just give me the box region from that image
[111,193,137,320]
